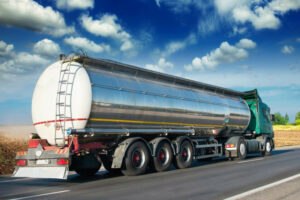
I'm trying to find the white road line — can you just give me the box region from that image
[224,173,300,200]
[237,158,264,164]
[10,190,70,200]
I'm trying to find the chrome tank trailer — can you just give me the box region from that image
[32,55,250,146]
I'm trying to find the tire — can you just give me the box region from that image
[262,139,272,156]
[173,140,193,169]
[237,137,247,160]
[153,141,173,172]
[101,155,121,174]
[73,154,101,178]
[121,141,150,176]
[75,167,100,178]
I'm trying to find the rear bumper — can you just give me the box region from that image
[13,166,68,179]
[13,140,70,179]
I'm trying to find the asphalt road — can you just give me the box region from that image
[1,146,300,200]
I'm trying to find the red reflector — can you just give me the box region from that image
[57,158,69,165]
[16,159,27,166]
[28,139,47,148]
[28,140,39,148]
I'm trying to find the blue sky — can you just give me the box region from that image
[0,0,300,125]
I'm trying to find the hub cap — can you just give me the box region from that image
[131,149,145,169]
[240,143,246,156]
[266,141,271,152]
[181,147,190,162]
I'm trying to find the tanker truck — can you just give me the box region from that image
[13,54,274,179]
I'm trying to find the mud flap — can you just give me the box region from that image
[13,166,69,179]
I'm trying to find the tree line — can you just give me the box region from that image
[273,111,300,125]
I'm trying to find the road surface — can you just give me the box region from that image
[1,146,300,200]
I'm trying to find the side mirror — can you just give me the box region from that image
[270,114,275,122]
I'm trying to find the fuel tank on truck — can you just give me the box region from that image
[32,55,251,146]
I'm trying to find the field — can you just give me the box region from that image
[0,125,300,175]
[273,125,300,147]
[0,135,28,175]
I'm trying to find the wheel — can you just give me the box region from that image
[75,167,100,177]
[101,155,113,171]
[100,155,121,174]
[173,140,193,169]
[153,141,173,172]
[237,137,247,160]
[73,154,101,178]
[121,141,150,176]
[262,139,272,156]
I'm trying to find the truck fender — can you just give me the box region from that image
[111,137,152,169]
[149,137,175,157]
[225,136,243,158]
[172,136,194,155]
[225,136,241,150]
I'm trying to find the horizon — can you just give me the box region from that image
[1,0,300,124]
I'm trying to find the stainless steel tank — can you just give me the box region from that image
[83,57,250,134]
[32,55,250,145]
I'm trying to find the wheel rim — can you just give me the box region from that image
[131,149,145,169]
[240,142,246,156]
[266,141,271,152]
[181,146,191,162]
[158,147,169,165]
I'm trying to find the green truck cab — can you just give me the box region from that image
[243,89,274,137]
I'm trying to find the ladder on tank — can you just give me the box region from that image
[54,61,76,147]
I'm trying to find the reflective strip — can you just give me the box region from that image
[33,118,88,126]
[90,118,246,128]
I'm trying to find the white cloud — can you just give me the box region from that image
[56,0,94,11]
[269,0,300,14]
[184,57,205,71]
[233,26,247,35]
[214,0,300,30]
[0,40,14,57]
[33,39,61,58]
[161,33,196,57]
[281,45,294,54]
[0,0,74,37]
[297,38,300,43]
[236,38,256,49]
[184,69,300,88]
[64,36,110,53]
[145,58,173,72]
[198,13,221,35]
[80,14,133,51]
[155,0,161,7]
[0,52,49,74]
[184,38,256,71]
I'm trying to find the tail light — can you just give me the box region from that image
[16,159,27,166]
[57,158,69,165]
[225,144,236,148]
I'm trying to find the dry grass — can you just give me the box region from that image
[273,125,300,131]
[0,135,28,175]
[274,130,300,147]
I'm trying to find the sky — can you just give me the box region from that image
[0,0,300,125]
